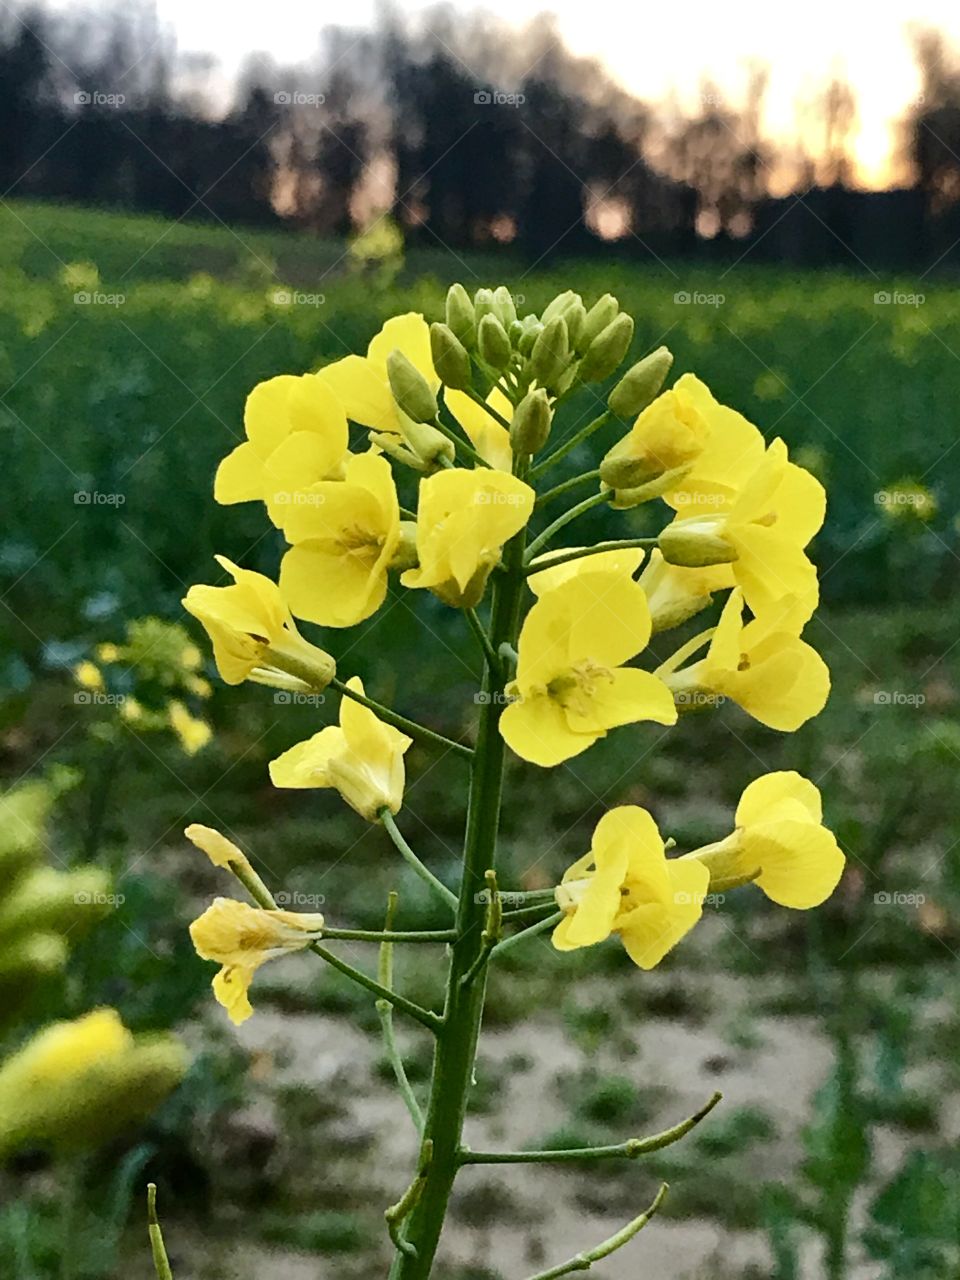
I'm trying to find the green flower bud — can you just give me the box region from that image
[477,313,512,371]
[578,313,635,383]
[608,347,674,419]
[473,288,496,324]
[529,316,570,390]
[430,322,472,390]
[510,388,553,455]
[492,285,517,328]
[508,320,525,346]
[446,283,476,348]
[386,350,438,423]
[581,294,620,348]
[563,298,588,352]
[658,519,738,568]
[390,520,420,572]
[600,454,654,490]
[517,318,542,357]
[541,290,580,324]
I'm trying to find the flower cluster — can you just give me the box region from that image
[182,284,842,1020]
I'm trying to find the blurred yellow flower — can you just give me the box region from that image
[500,571,677,766]
[214,373,349,524]
[73,660,103,691]
[665,587,829,731]
[279,453,402,627]
[269,676,412,820]
[0,1009,130,1086]
[444,387,513,470]
[401,469,535,608]
[553,806,708,969]
[190,898,325,1025]
[167,700,211,755]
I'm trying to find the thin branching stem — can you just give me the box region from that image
[525,538,657,576]
[519,1183,669,1280]
[332,677,473,760]
[381,810,459,912]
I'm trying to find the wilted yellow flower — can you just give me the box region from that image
[687,772,845,909]
[214,373,349,523]
[279,453,402,627]
[74,660,103,691]
[444,387,513,470]
[500,571,677,766]
[401,469,535,608]
[665,588,829,731]
[167,701,212,755]
[637,549,731,632]
[659,438,826,616]
[269,676,412,820]
[183,556,335,687]
[553,806,709,969]
[190,898,325,1025]
[184,823,252,874]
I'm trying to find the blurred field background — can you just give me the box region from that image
[3,2,960,1278]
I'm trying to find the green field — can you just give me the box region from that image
[2,199,959,1279]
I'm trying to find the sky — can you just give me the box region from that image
[45,0,960,187]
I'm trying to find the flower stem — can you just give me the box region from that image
[489,910,563,958]
[431,414,488,467]
[323,927,456,943]
[519,1182,669,1280]
[463,607,501,678]
[377,893,426,1135]
[464,386,512,431]
[147,1185,174,1280]
[534,469,600,509]
[531,410,611,478]
[525,538,656,576]
[381,810,459,911]
[331,677,473,760]
[525,492,609,560]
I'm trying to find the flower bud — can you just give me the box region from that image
[578,313,634,383]
[473,287,496,324]
[580,294,619,348]
[541,290,580,324]
[529,316,570,390]
[492,285,517,328]
[563,298,587,352]
[390,520,420,571]
[445,283,476,348]
[477,313,512,371]
[658,519,738,568]
[517,317,542,357]
[387,350,439,423]
[510,388,552,455]
[608,346,674,419]
[430,322,472,390]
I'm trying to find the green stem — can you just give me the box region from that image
[323,927,456,943]
[463,607,501,677]
[531,410,611,478]
[490,910,564,958]
[381,810,459,912]
[388,476,531,1280]
[460,1092,721,1165]
[535,469,600,509]
[377,893,426,1135]
[525,538,656,576]
[464,386,512,430]
[520,1183,668,1280]
[147,1185,174,1280]
[525,492,609,560]
[431,414,488,467]
[331,677,473,760]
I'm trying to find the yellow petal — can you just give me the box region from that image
[528,546,645,597]
[736,771,823,826]
[564,667,678,734]
[269,726,342,788]
[367,313,436,385]
[743,819,845,909]
[214,441,266,505]
[280,542,387,628]
[317,355,397,433]
[244,375,302,455]
[564,573,652,670]
[500,692,596,767]
[212,965,256,1025]
[444,387,513,470]
[617,859,708,969]
[722,638,830,731]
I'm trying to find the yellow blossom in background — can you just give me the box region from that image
[637,549,731,632]
[660,437,826,615]
[189,898,325,1025]
[687,772,845,909]
[73,660,103,691]
[401,469,535,608]
[553,806,709,969]
[444,387,513,470]
[95,643,121,664]
[527,546,645,597]
[183,555,335,687]
[500,571,677,767]
[214,373,349,523]
[167,700,212,756]
[279,453,402,627]
[0,1009,131,1087]
[269,676,412,820]
[665,588,829,731]
[317,312,437,436]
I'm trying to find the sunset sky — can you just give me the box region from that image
[44,0,960,188]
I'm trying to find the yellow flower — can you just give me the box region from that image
[660,438,826,616]
[214,374,349,525]
[180,643,203,671]
[637,549,731,632]
[183,556,335,687]
[500,572,677,767]
[269,676,412,820]
[74,660,103,691]
[184,823,253,874]
[527,546,645,597]
[687,772,845,909]
[553,806,709,969]
[659,374,767,511]
[601,377,711,492]
[666,588,829,731]
[444,387,513,470]
[317,313,437,435]
[401,469,535,608]
[0,1010,131,1088]
[95,643,121,664]
[168,701,212,755]
[190,898,325,1025]
[279,453,402,627]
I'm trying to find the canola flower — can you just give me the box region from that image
[178,283,843,1280]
